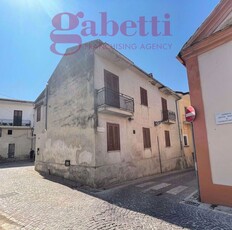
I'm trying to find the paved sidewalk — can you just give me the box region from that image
[0,162,232,229]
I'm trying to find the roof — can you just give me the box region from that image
[178,0,232,64]
[35,89,45,104]
[175,91,189,96]
[38,39,180,100]
[95,41,181,99]
[0,98,34,104]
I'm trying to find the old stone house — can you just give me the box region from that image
[34,40,186,187]
[0,98,34,160]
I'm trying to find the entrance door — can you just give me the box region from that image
[104,70,120,108]
[8,144,15,158]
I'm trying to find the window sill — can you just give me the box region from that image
[184,145,190,147]
[140,104,149,107]
[107,150,121,153]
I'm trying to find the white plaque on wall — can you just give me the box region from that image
[216,112,232,125]
[97,127,105,132]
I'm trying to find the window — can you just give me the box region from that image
[8,130,13,135]
[161,98,168,120]
[165,130,171,147]
[143,128,151,148]
[140,87,148,106]
[104,70,120,108]
[37,106,41,122]
[0,128,2,137]
[183,135,189,146]
[107,123,120,151]
[104,70,119,92]
[13,110,22,126]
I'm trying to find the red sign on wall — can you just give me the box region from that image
[185,106,196,123]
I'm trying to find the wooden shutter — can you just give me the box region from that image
[114,124,120,150]
[161,98,168,120]
[140,87,148,106]
[107,123,120,151]
[37,106,41,122]
[143,128,151,148]
[161,98,168,111]
[104,70,119,92]
[104,70,120,107]
[165,130,171,147]
[13,110,22,126]
[107,124,114,151]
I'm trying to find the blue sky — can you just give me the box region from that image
[0,0,220,101]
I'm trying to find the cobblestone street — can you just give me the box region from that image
[0,162,232,229]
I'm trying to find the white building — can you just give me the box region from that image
[0,98,34,160]
[34,40,186,187]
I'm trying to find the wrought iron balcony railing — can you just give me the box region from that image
[97,87,134,113]
[0,119,31,127]
[162,110,176,123]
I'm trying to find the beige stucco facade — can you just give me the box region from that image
[0,99,34,160]
[35,40,186,187]
[176,93,194,168]
[198,40,232,186]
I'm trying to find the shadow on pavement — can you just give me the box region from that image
[0,160,34,169]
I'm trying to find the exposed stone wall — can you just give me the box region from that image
[35,40,185,188]
[35,41,102,186]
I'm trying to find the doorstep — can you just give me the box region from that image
[181,190,232,216]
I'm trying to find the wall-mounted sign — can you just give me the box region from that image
[216,112,232,125]
[97,127,105,132]
[185,106,196,123]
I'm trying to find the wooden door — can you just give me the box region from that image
[8,144,15,158]
[104,70,120,108]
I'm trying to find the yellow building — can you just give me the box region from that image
[176,92,194,168]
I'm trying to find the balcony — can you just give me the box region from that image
[0,119,31,127]
[97,87,134,117]
[162,110,176,124]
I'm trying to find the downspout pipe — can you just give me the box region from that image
[45,84,49,130]
[175,98,186,164]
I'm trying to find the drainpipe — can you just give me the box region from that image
[45,84,49,130]
[157,135,162,173]
[30,128,34,150]
[175,98,186,167]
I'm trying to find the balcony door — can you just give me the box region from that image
[161,98,168,121]
[13,110,22,126]
[104,70,120,108]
